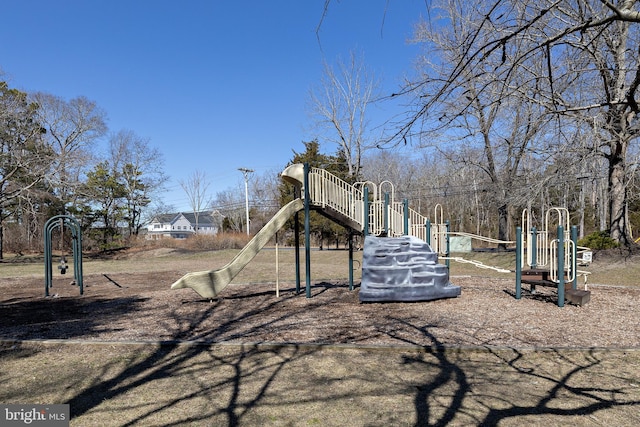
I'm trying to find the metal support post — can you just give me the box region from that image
[348,232,354,291]
[363,187,369,236]
[295,211,300,294]
[557,225,565,307]
[425,220,431,246]
[403,199,409,235]
[303,163,311,298]
[571,225,578,290]
[516,227,522,299]
[445,220,451,270]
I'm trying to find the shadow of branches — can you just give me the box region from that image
[385,317,640,426]
[1,279,639,425]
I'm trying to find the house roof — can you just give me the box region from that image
[153,214,177,224]
[150,210,224,227]
[181,212,220,226]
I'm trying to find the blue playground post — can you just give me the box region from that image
[295,211,301,294]
[425,220,431,246]
[445,220,451,270]
[348,233,354,291]
[363,187,370,236]
[571,225,578,290]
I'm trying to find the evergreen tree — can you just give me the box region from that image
[81,161,127,249]
[279,140,354,248]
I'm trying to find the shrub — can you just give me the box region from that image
[578,231,619,250]
[129,233,252,251]
[188,233,251,250]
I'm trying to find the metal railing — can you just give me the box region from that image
[303,168,445,253]
[521,207,577,283]
[307,167,364,228]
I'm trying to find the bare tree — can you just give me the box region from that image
[213,187,245,233]
[308,50,379,181]
[394,0,640,246]
[394,1,554,246]
[248,168,281,231]
[31,92,107,210]
[179,170,211,235]
[108,130,168,236]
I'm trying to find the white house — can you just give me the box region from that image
[146,211,223,239]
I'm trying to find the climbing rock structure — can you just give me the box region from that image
[360,235,461,302]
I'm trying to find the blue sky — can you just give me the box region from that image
[1,0,425,211]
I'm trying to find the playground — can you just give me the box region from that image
[1,246,639,347]
[2,247,640,425]
[1,164,639,424]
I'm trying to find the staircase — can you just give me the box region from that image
[282,164,435,243]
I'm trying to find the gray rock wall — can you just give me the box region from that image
[359,235,461,302]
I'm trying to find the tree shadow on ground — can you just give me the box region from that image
[478,347,640,426]
[387,317,640,426]
[62,289,334,425]
[0,296,149,340]
[3,280,639,426]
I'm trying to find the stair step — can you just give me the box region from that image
[566,289,591,306]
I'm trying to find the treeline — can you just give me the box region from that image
[0,81,167,257]
[271,140,639,250]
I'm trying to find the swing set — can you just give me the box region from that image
[44,215,84,296]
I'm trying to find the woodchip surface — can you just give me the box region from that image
[1,271,638,349]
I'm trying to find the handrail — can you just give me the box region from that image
[306,168,432,240]
[447,231,514,245]
[354,181,377,200]
[550,238,576,283]
[307,168,364,228]
[444,256,512,273]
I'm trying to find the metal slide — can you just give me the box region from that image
[171,198,304,298]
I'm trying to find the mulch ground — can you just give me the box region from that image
[1,271,639,349]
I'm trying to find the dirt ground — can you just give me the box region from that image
[1,267,638,349]
[2,249,640,426]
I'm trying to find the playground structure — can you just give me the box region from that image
[171,163,591,307]
[171,163,459,301]
[516,208,592,307]
[44,215,84,296]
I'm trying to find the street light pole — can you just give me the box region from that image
[238,168,254,236]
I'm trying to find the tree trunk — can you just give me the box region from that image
[497,203,509,251]
[608,146,632,246]
[0,217,4,260]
